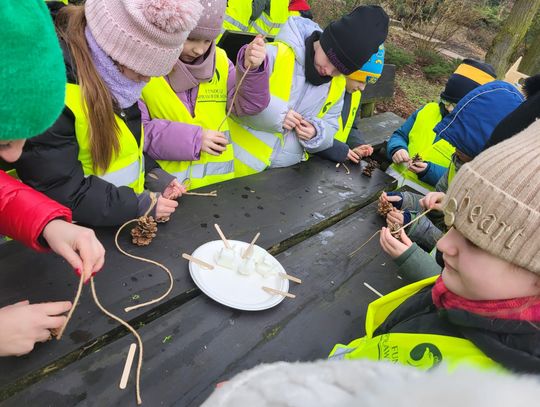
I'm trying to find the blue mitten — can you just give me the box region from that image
[386,191,404,209]
[403,210,412,225]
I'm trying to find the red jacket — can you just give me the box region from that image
[289,0,311,11]
[0,170,71,252]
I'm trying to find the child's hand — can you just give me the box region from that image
[386,209,404,226]
[347,149,360,163]
[42,220,105,283]
[201,129,228,156]
[156,196,178,219]
[283,109,303,130]
[163,179,186,200]
[420,192,446,211]
[295,119,316,141]
[352,144,373,158]
[379,226,412,258]
[244,35,266,70]
[0,300,72,356]
[379,191,403,209]
[392,149,410,164]
[408,160,428,173]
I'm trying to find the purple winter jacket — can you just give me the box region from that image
[140,48,270,162]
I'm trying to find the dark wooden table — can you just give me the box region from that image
[0,156,403,406]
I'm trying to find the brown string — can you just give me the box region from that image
[348,208,434,258]
[56,271,85,340]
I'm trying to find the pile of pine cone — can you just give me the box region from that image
[131,216,158,246]
[362,158,380,177]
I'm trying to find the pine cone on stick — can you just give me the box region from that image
[388,222,402,242]
[131,216,158,246]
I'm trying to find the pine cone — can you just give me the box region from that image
[411,153,423,163]
[362,158,380,177]
[377,200,394,217]
[131,216,158,246]
[388,222,402,242]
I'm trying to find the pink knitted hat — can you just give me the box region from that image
[85,0,203,77]
[189,0,226,41]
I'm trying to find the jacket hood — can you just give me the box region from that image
[275,16,322,67]
[433,81,524,158]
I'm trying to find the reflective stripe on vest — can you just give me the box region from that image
[389,103,454,192]
[64,83,145,194]
[229,41,345,177]
[329,276,501,371]
[141,48,235,189]
[335,90,361,143]
[247,0,289,36]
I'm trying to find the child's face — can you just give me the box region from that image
[180,38,212,63]
[437,227,540,300]
[313,41,340,77]
[346,77,366,93]
[0,139,25,163]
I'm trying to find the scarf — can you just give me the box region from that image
[167,42,217,93]
[85,27,147,109]
[432,276,540,322]
[304,31,332,86]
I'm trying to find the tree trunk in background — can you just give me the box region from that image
[485,0,540,77]
[520,28,540,75]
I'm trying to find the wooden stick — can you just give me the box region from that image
[119,343,137,390]
[280,273,302,284]
[262,286,296,298]
[242,232,260,259]
[56,272,85,340]
[91,278,143,405]
[182,253,214,270]
[184,190,217,197]
[115,220,175,313]
[214,223,231,249]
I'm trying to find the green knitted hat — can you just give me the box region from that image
[0,0,66,141]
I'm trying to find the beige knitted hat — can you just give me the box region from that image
[443,119,540,273]
[189,0,226,41]
[85,0,203,77]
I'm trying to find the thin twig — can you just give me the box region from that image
[91,278,143,405]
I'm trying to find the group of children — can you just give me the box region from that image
[0,0,538,389]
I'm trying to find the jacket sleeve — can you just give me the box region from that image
[407,215,444,253]
[394,243,441,283]
[418,161,447,187]
[14,107,141,227]
[386,109,419,160]
[139,100,202,162]
[0,170,71,252]
[229,49,270,116]
[301,94,343,153]
[314,139,349,163]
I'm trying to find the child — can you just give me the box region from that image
[229,6,389,176]
[0,0,105,356]
[331,120,540,373]
[13,0,203,227]
[140,0,270,189]
[386,59,496,194]
[381,79,524,252]
[315,44,385,164]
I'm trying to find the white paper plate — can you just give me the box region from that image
[189,240,289,311]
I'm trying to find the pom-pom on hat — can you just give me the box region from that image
[85,0,204,77]
[0,0,66,141]
[440,59,496,103]
[319,5,389,76]
[189,0,226,41]
[348,44,385,84]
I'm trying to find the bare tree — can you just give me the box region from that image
[485,0,540,77]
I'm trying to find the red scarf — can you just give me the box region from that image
[432,276,540,322]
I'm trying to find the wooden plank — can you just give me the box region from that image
[0,157,396,395]
[357,111,404,150]
[1,202,404,406]
[360,64,396,103]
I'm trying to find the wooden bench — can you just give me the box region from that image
[0,157,402,405]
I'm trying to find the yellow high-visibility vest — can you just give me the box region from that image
[141,48,234,189]
[249,0,289,36]
[229,41,345,177]
[334,90,361,143]
[389,103,454,192]
[329,276,501,371]
[65,84,145,194]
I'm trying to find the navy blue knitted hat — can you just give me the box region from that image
[440,59,496,103]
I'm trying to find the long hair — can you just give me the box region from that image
[56,5,120,174]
